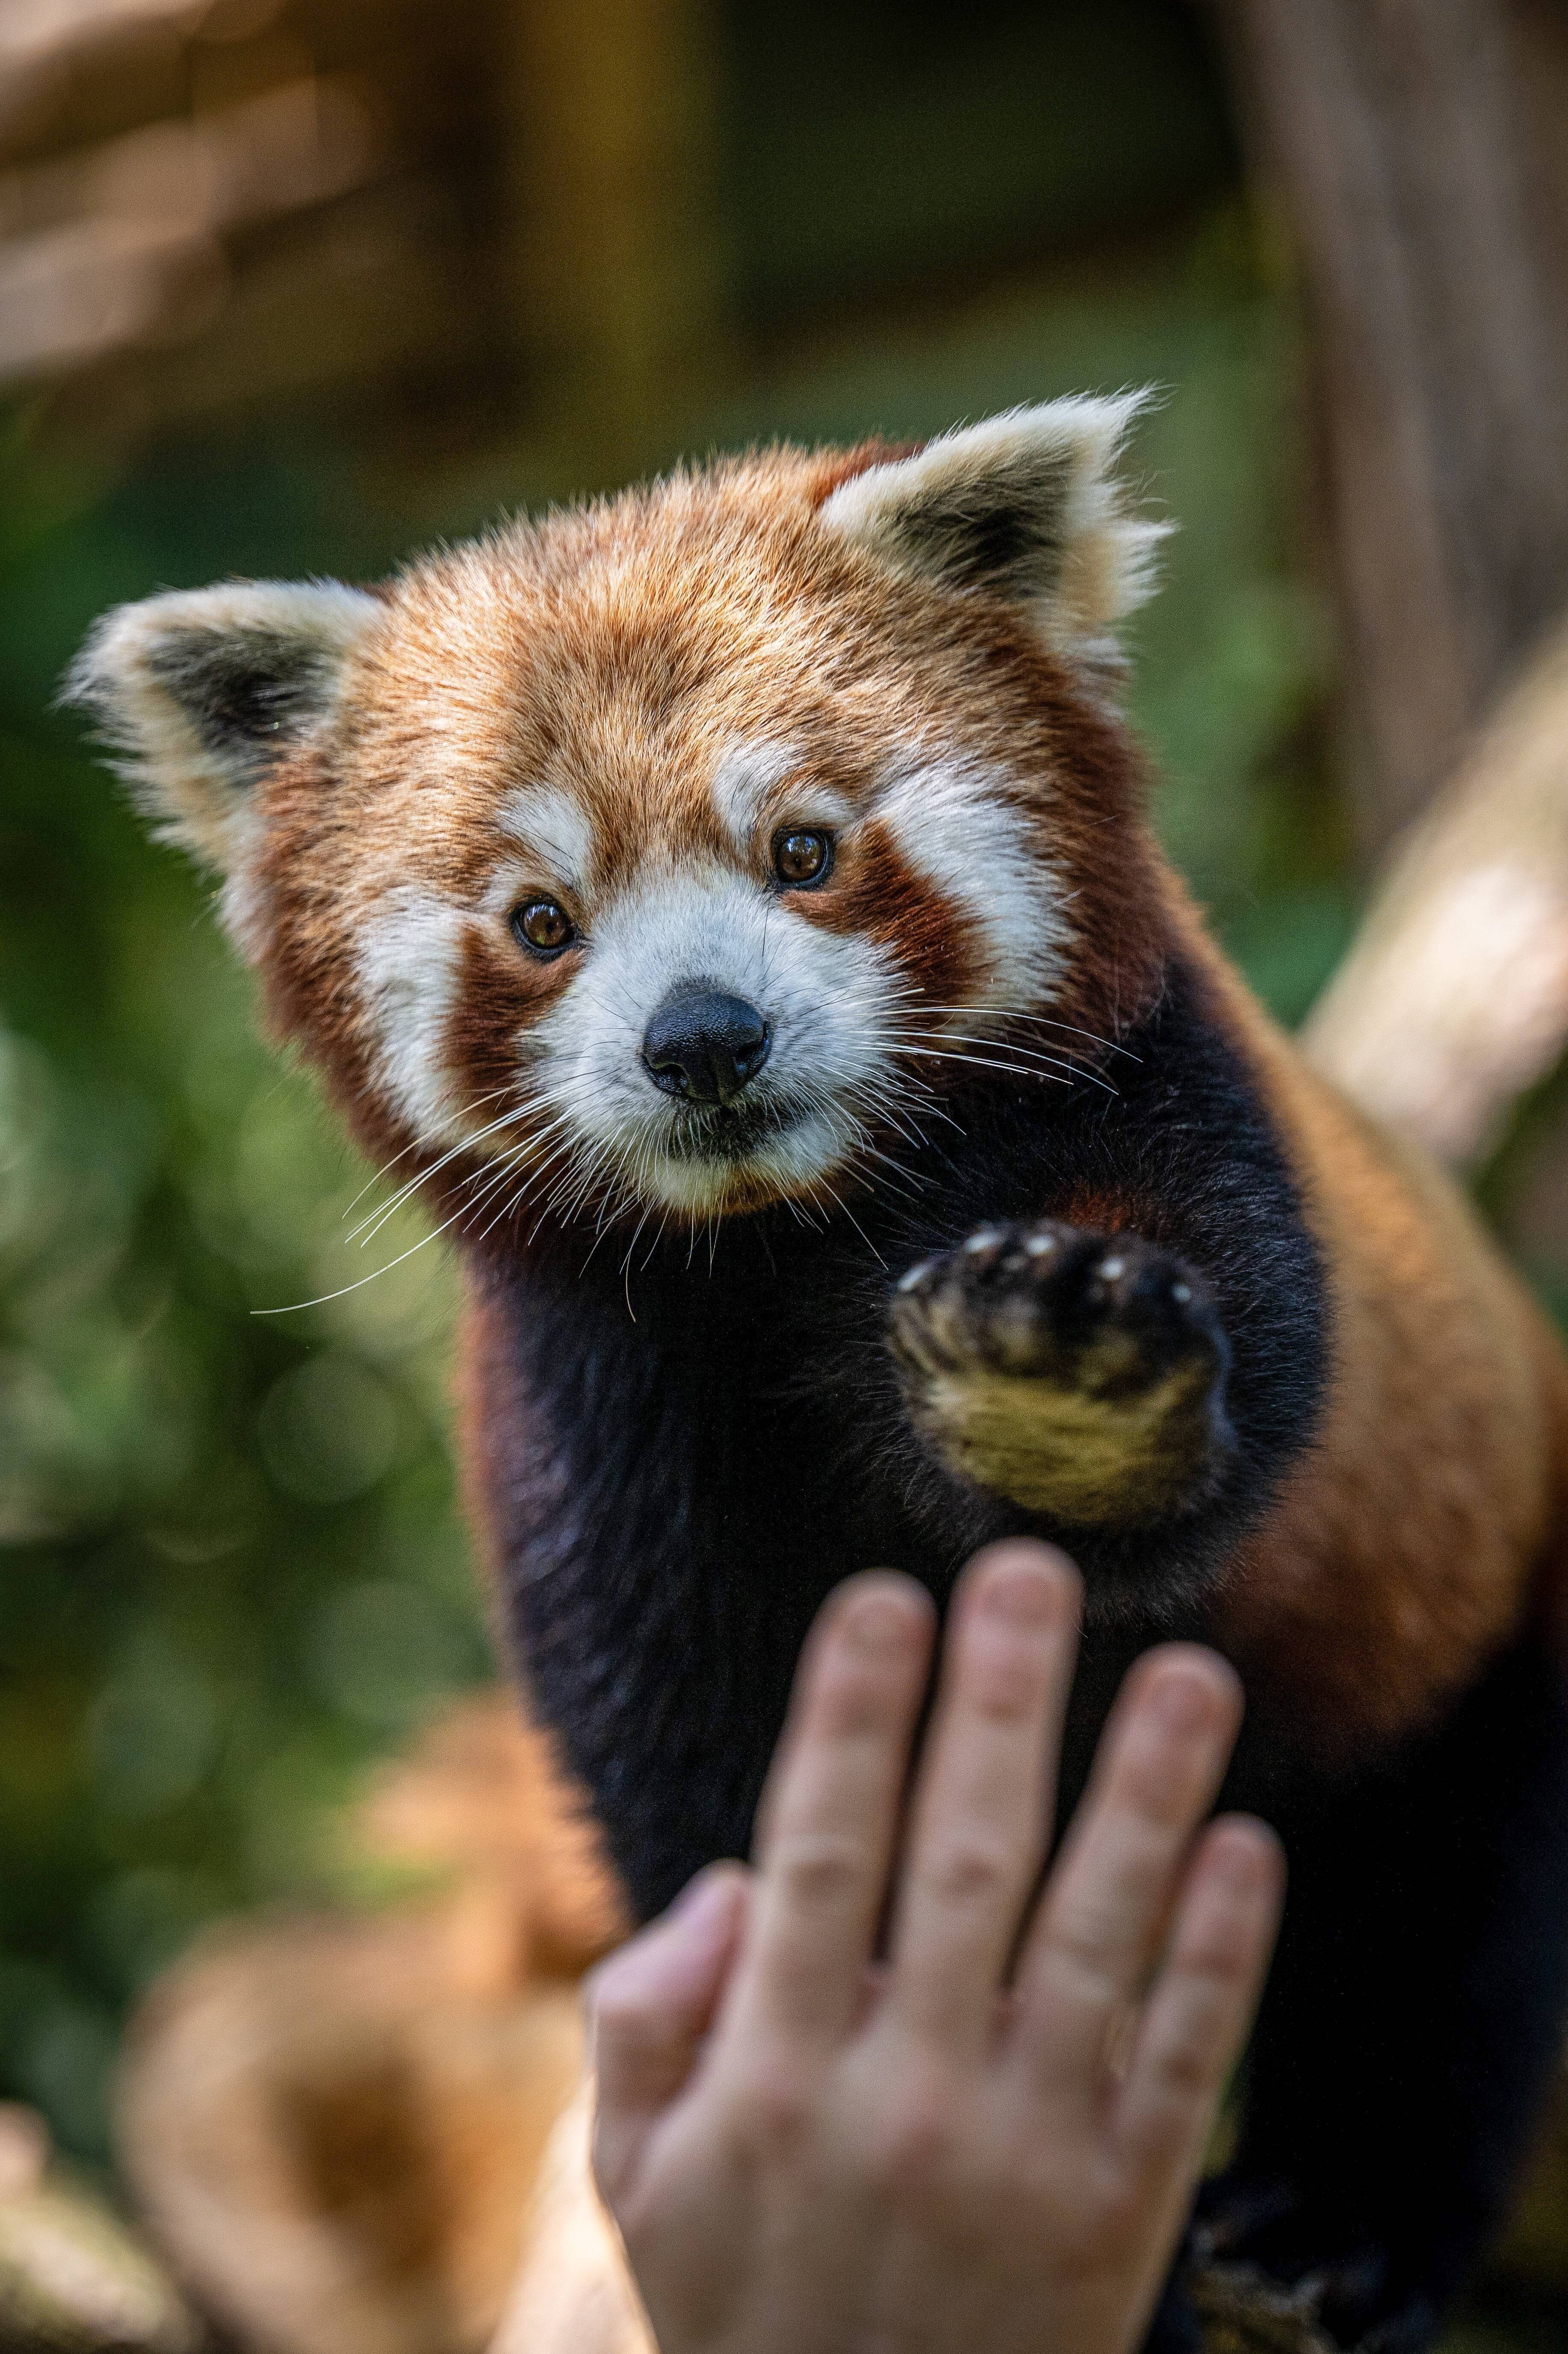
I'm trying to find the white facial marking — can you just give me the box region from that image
[963,1229,1001,1254]
[1025,1233,1056,1257]
[526,861,907,1214]
[710,740,801,853]
[710,740,857,860]
[898,1262,931,1292]
[497,784,594,894]
[356,885,469,1142]
[1099,1256,1125,1280]
[362,735,1079,1222]
[877,754,1070,1013]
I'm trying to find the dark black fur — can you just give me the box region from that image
[477,952,1324,1910]
[883,450,1075,600]
[1185,1632,1568,2349]
[469,948,1568,2350]
[145,627,342,784]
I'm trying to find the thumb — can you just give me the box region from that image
[590,1864,750,2186]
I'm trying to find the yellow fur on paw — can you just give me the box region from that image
[1184,2259,1340,2354]
[889,1219,1233,1527]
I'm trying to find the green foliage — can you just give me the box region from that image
[0,437,490,2165]
[724,0,1236,321]
[0,204,1347,2166]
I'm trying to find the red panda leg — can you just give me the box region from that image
[1175,1623,1568,2353]
[887,1219,1236,1526]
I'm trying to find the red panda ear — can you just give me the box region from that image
[64,579,379,902]
[816,395,1168,673]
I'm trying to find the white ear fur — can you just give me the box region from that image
[64,580,380,893]
[818,395,1168,671]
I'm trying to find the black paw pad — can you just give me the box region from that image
[886,1220,1235,1526]
[889,1219,1226,1397]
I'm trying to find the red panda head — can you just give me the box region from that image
[68,399,1174,1233]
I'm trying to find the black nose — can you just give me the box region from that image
[642,989,771,1107]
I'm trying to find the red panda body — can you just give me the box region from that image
[72,405,1568,2351]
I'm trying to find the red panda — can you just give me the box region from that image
[69,399,1568,2352]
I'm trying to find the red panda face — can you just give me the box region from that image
[69,402,1172,1233]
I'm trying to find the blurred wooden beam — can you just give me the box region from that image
[38,175,497,450]
[115,1695,623,2354]
[502,0,729,484]
[0,1,216,156]
[0,2101,204,2354]
[1209,0,1568,854]
[1303,609,1568,1167]
[0,74,384,385]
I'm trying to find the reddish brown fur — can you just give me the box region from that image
[255,448,1167,1219]
[90,424,1568,2354]
[1202,914,1568,1754]
[239,443,1568,1763]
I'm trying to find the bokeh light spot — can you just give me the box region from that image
[255,1354,400,1505]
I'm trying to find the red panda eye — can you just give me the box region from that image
[772,828,833,888]
[511,898,576,957]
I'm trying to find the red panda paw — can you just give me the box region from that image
[886,1220,1235,1527]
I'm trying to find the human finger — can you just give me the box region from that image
[591,1865,750,2202]
[886,1543,1080,2052]
[1012,1645,1243,2106]
[1114,1816,1284,2181]
[726,1573,936,2046]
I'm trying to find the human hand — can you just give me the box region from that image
[588,1542,1283,2354]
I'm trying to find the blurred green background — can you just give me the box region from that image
[2,4,1562,2343]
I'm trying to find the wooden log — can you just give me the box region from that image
[1209,0,1568,852]
[0,2102,204,2354]
[115,1697,624,2354]
[498,0,729,485]
[1302,613,1568,1165]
